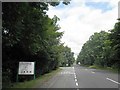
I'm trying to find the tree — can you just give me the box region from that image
[2,2,73,87]
[109,22,120,68]
[58,45,75,67]
[77,21,120,70]
[77,31,111,67]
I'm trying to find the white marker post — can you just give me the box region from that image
[16,62,35,82]
[78,62,81,65]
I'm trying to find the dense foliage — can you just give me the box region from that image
[59,45,75,67]
[77,21,120,69]
[2,2,74,88]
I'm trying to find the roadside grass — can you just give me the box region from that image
[88,65,119,73]
[11,68,62,88]
[80,64,90,67]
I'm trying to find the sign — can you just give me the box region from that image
[18,62,35,75]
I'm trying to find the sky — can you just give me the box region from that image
[47,0,119,59]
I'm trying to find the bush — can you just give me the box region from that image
[111,63,119,69]
[2,71,12,88]
[89,65,98,69]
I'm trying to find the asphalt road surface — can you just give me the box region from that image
[0,68,1,90]
[37,65,120,89]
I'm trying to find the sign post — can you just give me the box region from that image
[16,70,18,82]
[34,62,36,80]
[16,62,35,82]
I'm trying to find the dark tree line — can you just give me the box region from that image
[77,21,120,69]
[2,2,74,88]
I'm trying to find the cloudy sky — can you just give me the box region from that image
[47,0,119,59]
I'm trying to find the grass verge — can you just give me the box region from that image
[11,68,62,88]
[88,65,119,73]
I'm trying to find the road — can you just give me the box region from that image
[0,68,1,90]
[37,65,120,89]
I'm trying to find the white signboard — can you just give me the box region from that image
[18,62,35,75]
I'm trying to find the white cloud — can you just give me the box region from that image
[47,0,119,59]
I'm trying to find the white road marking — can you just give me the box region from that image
[76,82,79,86]
[85,69,88,70]
[91,71,95,73]
[75,76,77,79]
[74,72,79,87]
[106,78,120,84]
[60,71,75,74]
[75,78,77,82]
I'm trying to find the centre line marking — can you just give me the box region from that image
[75,78,77,82]
[106,78,120,84]
[91,71,95,73]
[75,76,77,79]
[76,82,79,86]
